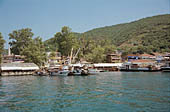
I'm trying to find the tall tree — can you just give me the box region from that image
[21,37,47,66]
[9,28,46,66]
[55,26,79,56]
[9,28,33,55]
[0,32,5,63]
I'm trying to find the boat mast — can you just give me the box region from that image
[69,48,74,65]
[73,48,80,63]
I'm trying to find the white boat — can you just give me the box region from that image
[161,60,170,72]
[50,66,70,76]
[88,69,101,75]
[161,66,170,72]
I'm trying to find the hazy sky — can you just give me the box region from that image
[0,0,169,48]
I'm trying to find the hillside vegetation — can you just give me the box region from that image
[44,14,170,62]
[82,14,170,53]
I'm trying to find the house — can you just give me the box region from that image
[2,55,25,63]
[107,53,122,63]
[163,53,170,67]
[130,59,156,67]
[120,59,158,71]
[139,53,156,60]
[2,46,25,63]
[126,54,139,62]
[151,52,164,63]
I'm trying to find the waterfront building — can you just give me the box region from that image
[151,53,164,63]
[160,53,170,72]
[2,46,25,63]
[107,53,122,63]
[163,53,170,67]
[0,63,39,76]
[93,63,123,71]
[126,54,139,62]
[138,53,156,60]
[2,55,25,63]
[120,59,158,71]
[130,59,156,67]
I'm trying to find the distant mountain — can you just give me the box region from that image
[82,14,170,49]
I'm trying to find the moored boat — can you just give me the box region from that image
[50,66,69,76]
[88,69,101,75]
[68,67,88,76]
[161,66,170,72]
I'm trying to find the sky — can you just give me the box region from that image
[0,0,170,48]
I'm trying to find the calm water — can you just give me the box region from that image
[0,72,170,112]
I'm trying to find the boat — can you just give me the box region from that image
[88,69,101,75]
[36,71,49,76]
[50,66,70,76]
[161,66,170,72]
[161,58,170,72]
[68,67,88,76]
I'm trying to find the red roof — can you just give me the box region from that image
[139,53,154,57]
[152,52,163,56]
[131,59,155,63]
[127,54,139,57]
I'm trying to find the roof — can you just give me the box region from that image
[151,52,163,56]
[127,54,139,57]
[131,59,155,63]
[3,55,25,58]
[107,53,121,56]
[0,63,39,71]
[94,63,123,67]
[164,53,170,57]
[139,53,154,57]
[71,63,84,67]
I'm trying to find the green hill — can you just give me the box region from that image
[44,14,170,54]
[82,14,170,52]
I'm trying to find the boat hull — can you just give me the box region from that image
[161,67,170,72]
[51,71,69,76]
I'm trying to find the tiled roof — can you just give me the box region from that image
[139,54,154,57]
[127,54,139,57]
[152,52,163,56]
[131,59,155,63]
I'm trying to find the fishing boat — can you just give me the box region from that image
[68,67,88,76]
[161,66,170,72]
[161,57,170,72]
[88,68,101,75]
[50,66,70,76]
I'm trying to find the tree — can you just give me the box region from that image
[85,46,105,63]
[9,28,33,55]
[9,28,46,66]
[44,36,59,52]
[49,52,56,59]
[55,26,79,56]
[0,32,5,63]
[21,37,47,67]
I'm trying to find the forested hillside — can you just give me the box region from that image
[82,14,170,53]
[44,14,170,62]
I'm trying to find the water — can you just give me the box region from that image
[0,72,170,112]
